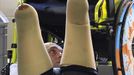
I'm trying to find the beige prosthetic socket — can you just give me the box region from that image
[60,0,96,69]
[15,4,52,75]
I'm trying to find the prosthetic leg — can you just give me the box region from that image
[60,0,97,75]
[15,4,53,75]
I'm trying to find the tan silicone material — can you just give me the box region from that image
[60,0,96,69]
[15,3,53,75]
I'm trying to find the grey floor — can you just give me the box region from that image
[98,65,113,75]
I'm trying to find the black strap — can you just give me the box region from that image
[11,43,17,48]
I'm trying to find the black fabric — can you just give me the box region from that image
[25,0,47,3]
[57,0,67,3]
[41,68,53,75]
[61,65,97,75]
[41,68,61,75]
